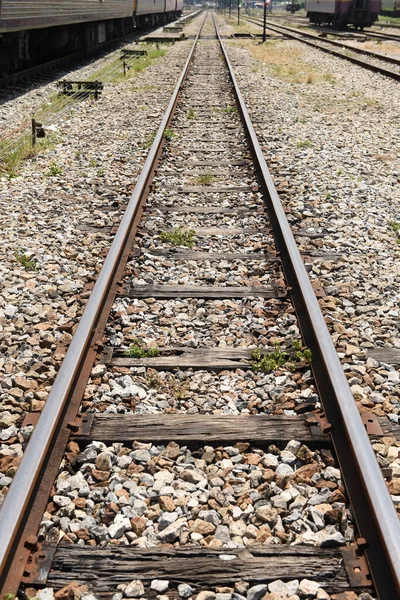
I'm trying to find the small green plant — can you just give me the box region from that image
[124,338,159,358]
[326,192,332,200]
[14,250,36,271]
[163,128,176,141]
[296,140,312,149]
[222,105,237,114]
[47,161,62,176]
[292,339,312,363]
[160,226,196,248]
[187,108,197,119]
[251,345,286,374]
[337,168,343,175]
[389,220,400,232]
[89,158,97,168]
[4,594,15,600]
[196,172,214,186]
[143,131,156,149]
[97,168,105,177]
[75,150,82,159]
[251,341,312,374]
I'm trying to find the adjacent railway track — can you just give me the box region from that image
[267,13,400,42]
[1,10,400,600]
[241,15,400,81]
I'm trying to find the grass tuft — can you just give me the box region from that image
[296,140,312,149]
[195,172,214,186]
[14,250,36,271]
[160,226,196,248]
[251,341,312,373]
[47,161,63,176]
[124,338,159,358]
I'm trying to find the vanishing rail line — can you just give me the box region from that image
[242,15,400,80]
[267,13,400,41]
[0,10,400,600]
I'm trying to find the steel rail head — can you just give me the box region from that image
[214,16,400,600]
[0,15,207,592]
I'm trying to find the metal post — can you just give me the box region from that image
[263,0,267,42]
[31,118,36,147]
[237,0,240,25]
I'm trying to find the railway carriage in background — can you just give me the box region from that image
[380,0,400,16]
[0,0,183,76]
[305,0,380,28]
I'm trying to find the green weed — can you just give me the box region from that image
[222,104,237,114]
[47,161,63,176]
[187,108,197,119]
[163,128,176,141]
[296,140,312,149]
[143,131,156,149]
[251,341,312,374]
[388,220,400,232]
[195,172,214,186]
[160,226,196,248]
[124,338,159,358]
[14,250,36,271]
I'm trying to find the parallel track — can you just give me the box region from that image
[0,10,400,600]
[267,13,400,42]
[242,15,400,81]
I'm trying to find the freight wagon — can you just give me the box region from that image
[305,0,379,27]
[0,0,183,76]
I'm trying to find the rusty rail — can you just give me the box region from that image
[1,11,399,599]
[242,15,400,81]
[0,14,206,596]
[215,15,400,600]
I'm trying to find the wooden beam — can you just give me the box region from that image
[44,545,350,594]
[73,414,329,443]
[154,207,262,214]
[122,284,286,300]
[146,250,276,261]
[367,348,400,366]
[102,346,274,370]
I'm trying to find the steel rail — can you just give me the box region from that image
[0,14,206,597]
[215,16,400,600]
[242,15,400,81]
[243,15,400,68]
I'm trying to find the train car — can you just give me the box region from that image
[286,2,301,12]
[305,0,380,27]
[0,0,182,76]
[381,0,400,16]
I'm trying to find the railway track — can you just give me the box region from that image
[1,9,400,600]
[267,13,400,41]
[241,15,400,81]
